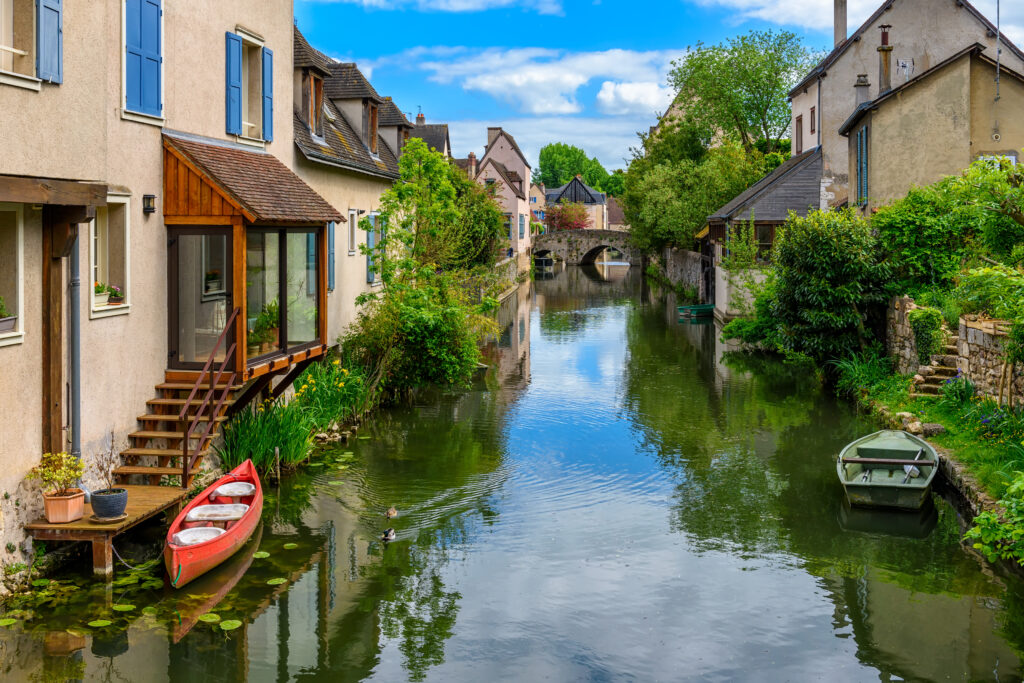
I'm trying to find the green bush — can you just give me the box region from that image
[966,472,1024,566]
[907,307,945,363]
[914,289,963,329]
[831,349,892,399]
[721,274,779,347]
[217,399,313,475]
[953,266,1024,319]
[1007,320,1024,365]
[772,209,892,361]
[293,357,371,432]
[938,373,976,408]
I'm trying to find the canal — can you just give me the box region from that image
[3,265,1024,681]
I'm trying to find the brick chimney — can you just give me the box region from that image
[878,25,893,94]
[467,151,477,178]
[834,0,847,48]
[854,74,871,106]
[416,112,425,126]
[487,127,501,147]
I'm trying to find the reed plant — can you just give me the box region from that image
[217,399,313,475]
[292,357,371,432]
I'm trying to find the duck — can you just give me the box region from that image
[381,528,396,542]
[385,506,397,519]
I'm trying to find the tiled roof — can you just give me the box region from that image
[607,197,625,224]
[482,128,531,171]
[709,147,820,221]
[293,98,399,180]
[452,157,471,172]
[163,133,341,223]
[293,27,333,76]
[380,97,411,127]
[485,159,526,199]
[410,124,450,155]
[325,63,382,102]
[545,177,605,205]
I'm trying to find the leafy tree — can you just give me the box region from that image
[533,142,610,190]
[622,143,765,251]
[668,30,818,151]
[602,169,625,198]
[772,209,893,361]
[544,201,592,231]
[447,165,507,269]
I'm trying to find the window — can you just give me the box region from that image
[755,224,773,262]
[519,213,525,240]
[506,214,514,242]
[90,195,131,317]
[307,72,324,137]
[530,196,536,204]
[348,209,358,255]
[226,31,272,141]
[0,0,61,88]
[809,106,816,135]
[795,115,803,154]
[485,178,495,188]
[0,202,24,347]
[124,0,161,117]
[369,103,379,155]
[855,125,868,206]
[366,214,379,284]
[326,221,335,292]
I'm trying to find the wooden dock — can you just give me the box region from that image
[25,485,189,580]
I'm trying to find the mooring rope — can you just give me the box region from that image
[110,542,147,572]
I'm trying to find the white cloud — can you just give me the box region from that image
[694,0,1024,45]
[449,116,650,171]
[308,0,564,15]
[596,81,675,116]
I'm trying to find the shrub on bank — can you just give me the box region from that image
[293,358,371,432]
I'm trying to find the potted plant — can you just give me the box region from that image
[107,285,125,305]
[91,435,128,519]
[94,282,109,306]
[205,269,222,293]
[254,300,280,353]
[0,296,14,333]
[27,452,86,524]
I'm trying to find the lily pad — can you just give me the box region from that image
[112,604,135,612]
[31,579,50,587]
[308,463,324,468]
[357,436,370,440]
[282,543,298,550]
[0,618,17,627]
[266,578,287,586]
[87,620,112,628]
[141,607,158,616]
[220,619,242,631]
[198,613,221,623]
[253,551,270,559]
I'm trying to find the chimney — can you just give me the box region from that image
[854,74,871,106]
[467,151,477,178]
[834,0,847,47]
[878,25,893,94]
[416,112,425,126]
[487,127,501,147]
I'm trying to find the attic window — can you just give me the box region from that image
[309,72,324,137]
[369,103,378,155]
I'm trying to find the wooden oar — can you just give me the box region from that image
[902,448,926,484]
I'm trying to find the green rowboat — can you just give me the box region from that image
[677,304,714,318]
[836,430,939,510]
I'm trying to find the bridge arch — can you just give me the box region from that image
[532,229,641,267]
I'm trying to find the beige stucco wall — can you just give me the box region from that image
[293,155,391,342]
[969,58,1024,159]
[477,162,532,264]
[0,0,296,567]
[790,0,1024,207]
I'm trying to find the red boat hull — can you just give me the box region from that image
[164,460,263,588]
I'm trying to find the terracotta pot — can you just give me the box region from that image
[42,489,85,524]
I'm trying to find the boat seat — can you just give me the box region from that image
[172,527,225,547]
[185,503,249,523]
[214,482,256,498]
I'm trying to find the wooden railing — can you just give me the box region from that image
[179,307,239,488]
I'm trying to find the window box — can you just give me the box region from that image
[0,315,15,333]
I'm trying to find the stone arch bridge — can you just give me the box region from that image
[532,229,642,266]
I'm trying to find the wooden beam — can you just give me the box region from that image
[0,175,106,207]
[41,224,63,453]
[227,372,274,416]
[317,224,328,345]
[92,539,113,578]
[270,358,316,400]
[164,215,235,225]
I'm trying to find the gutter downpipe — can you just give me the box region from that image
[69,229,89,503]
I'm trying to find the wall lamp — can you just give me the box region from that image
[142,194,157,214]
[357,209,366,215]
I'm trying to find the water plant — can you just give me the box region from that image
[831,349,892,399]
[217,399,313,475]
[293,357,371,431]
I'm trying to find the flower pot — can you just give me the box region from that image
[91,488,128,518]
[0,315,15,333]
[247,343,261,357]
[108,295,125,305]
[95,292,109,306]
[42,489,85,524]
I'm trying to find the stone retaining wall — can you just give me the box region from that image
[657,248,705,301]
[887,297,924,375]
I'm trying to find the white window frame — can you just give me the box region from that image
[368,211,382,287]
[348,209,358,255]
[0,0,41,91]
[0,202,24,347]
[89,194,132,319]
[236,27,265,144]
[120,0,166,126]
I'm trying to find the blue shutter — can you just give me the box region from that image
[366,217,376,284]
[519,214,525,239]
[262,47,274,142]
[37,0,62,83]
[125,0,161,115]
[225,33,242,135]
[327,222,335,292]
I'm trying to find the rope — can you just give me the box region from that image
[110,542,147,572]
[173,563,182,587]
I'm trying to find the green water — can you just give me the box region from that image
[3,265,1024,682]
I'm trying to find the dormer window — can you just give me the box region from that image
[369,103,378,155]
[310,72,323,137]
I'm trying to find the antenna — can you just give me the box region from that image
[996,0,1002,101]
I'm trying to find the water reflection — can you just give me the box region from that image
[2,267,1024,681]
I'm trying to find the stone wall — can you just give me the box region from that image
[887,297,923,375]
[657,248,705,301]
[958,318,1024,400]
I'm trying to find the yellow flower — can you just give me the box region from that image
[340,383,344,387]
[333,360,340,366]
[342,368,349,375]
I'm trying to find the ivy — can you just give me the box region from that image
[907,307,945,364]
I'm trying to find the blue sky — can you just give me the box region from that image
[294,0,1020,172]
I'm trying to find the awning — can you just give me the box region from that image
[163,132,342,224]
[695,225,709,240]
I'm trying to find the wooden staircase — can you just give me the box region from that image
[114,308,242,488]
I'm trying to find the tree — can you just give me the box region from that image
[622,143,766,251]
[533,142,610,190]
[602,169,625,198]
[544,201,592,231]
[668,30,818,152]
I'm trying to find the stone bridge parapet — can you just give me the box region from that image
[532,229,641,266]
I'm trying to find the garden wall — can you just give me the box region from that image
[887,296,1024,401]
[658,248,705,301]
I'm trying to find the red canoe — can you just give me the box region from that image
[164,459,263,588]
